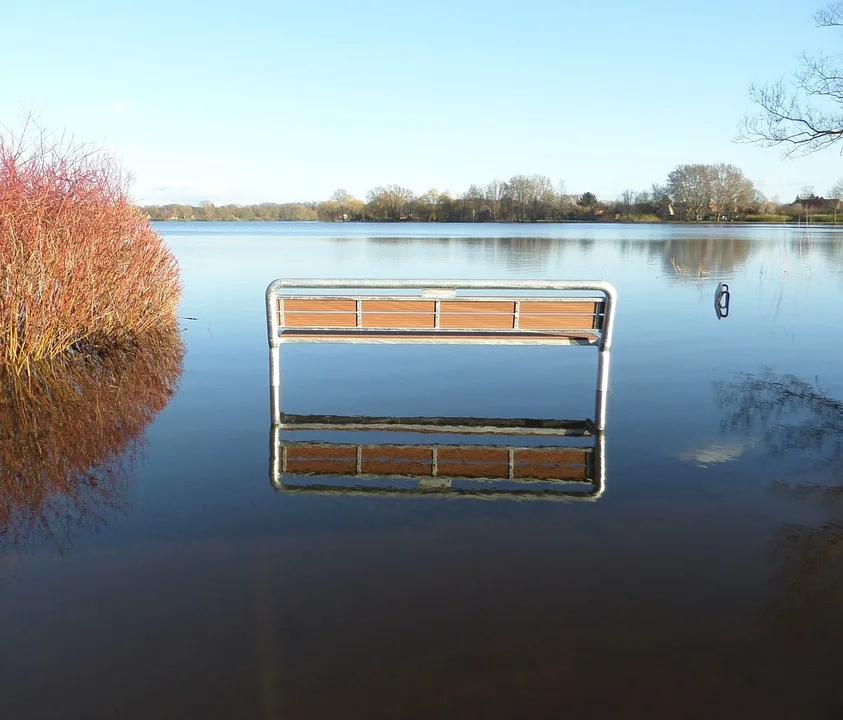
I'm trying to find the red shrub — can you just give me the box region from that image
[0,126,182,371]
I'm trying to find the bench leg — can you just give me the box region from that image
[269,345,281,425]
[595,349,610,431]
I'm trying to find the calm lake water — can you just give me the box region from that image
[4,221,843,718]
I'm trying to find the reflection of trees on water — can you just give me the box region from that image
[626,237,752,279]
[0,331,184,554]
[815,237,843,275]
[368,236,563,271]
[715,367,843,640]
[769,519,843,641]
[369,234,756,277]
[366,232,843,282]
[715,368,843,475]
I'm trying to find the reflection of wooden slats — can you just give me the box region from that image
[284,445,357,474]
[282,443,591,481]
[519,301,599,331]
[438,447,509,477]
[361,300,435,329]
[361,446,432,475]
[513,448,589,479]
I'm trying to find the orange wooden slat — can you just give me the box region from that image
[361,300,434,313]
[284,299,357,312]
[439,301,515,330]
[361,300,435,329]
[282,299,358,328]
[284,313,358,328]
[439,315,515,330]
[440,301,515,314]
[364,315,436,328]
[518,315,597,330]
[519,301,598,315]
[518,301,599,331]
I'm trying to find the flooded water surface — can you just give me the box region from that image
[3,222,843,718]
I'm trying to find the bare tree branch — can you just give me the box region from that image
[739,4,843,155]
[816,1,843,26]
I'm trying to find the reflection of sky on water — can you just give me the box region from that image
[677,438,758,467]
[4,222,843,717]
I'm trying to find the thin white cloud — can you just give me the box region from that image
[110,101,127,117]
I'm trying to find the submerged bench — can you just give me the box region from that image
[265,279,617,430]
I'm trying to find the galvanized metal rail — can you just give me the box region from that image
[265,278,617,430]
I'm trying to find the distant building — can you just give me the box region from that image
[795,195,842,212]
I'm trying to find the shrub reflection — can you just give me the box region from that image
[0,329,184,553]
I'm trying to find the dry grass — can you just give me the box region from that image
[0,328,184,552]
[0,123,182,372]
[670,257,711,278]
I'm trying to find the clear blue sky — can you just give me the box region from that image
[2,0,841,205]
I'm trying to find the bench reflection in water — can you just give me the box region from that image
[269,414,605,501]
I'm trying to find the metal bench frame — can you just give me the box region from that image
[265,279,617,430]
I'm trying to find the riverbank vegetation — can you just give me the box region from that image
[141,163,843,224]
[0,126,182,372]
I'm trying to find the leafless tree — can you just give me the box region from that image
[667,164,712,221]
[366,184,414,221]
[709,163,757,220]
[666,164,757,221]
[740,2,843,155]
[483,179,505,220]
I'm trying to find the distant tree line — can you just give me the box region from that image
[141,165,843,223]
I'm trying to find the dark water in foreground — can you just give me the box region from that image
[4,222,843,718]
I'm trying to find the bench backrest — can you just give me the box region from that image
[265,279,617,431]
[278,296,604,332]
[266,279,617,349]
